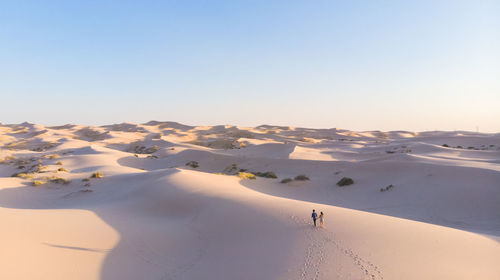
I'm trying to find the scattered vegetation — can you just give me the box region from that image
[49,176,70,184]
[57,167,69,172]
[186,161,199,168]
[254,171,277,179]
[337,177,354,186]
[380,184,394,192]
[294,175,310,181]
[280,178,293,184]
[32,180,46,186]
[12,172,35,179]
[90,171,104,178]
[238,172,256,180]
[132,145,158,154]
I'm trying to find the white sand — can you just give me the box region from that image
[1,122,499,279]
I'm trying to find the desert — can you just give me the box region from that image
[1,122,499,279]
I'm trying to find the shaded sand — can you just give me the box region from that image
[1,122,499,279]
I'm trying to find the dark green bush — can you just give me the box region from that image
[294,175,309,181]
[337,177,354,186]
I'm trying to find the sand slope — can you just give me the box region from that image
[1,122,499,279]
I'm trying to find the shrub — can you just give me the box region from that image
[48,154,59,159]
[82,178,90,182]
[90,171,104,178]
[380,184,394,192]
[337,177,354,186]
[49,177,70,184]
[294,175,309,181]
[12,173,34,179]
[254,172,277,179]
[456,146,463,149]
[58,167,69,172]
[186,161,199,168]
[238,172,256,180]
[280,178,293,184]
[33,180,46,186]
[442,144,449,147]
[56,161,63,165]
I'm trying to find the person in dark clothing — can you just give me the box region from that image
[311,209,318,227]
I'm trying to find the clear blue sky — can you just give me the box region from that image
[1,0,499,131]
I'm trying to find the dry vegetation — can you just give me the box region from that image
[380,184,394,192]
[294,175,310,181]
[337,177,354,186]
[254,172,277,179]
[186,161,199,168]
[238,172,256,180]
[90,172,104,178]
[32,180,46,186]
[280,178,293,184]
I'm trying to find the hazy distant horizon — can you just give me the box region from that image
[2,119,497,134]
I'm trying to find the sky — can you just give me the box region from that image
[1,0,499,132]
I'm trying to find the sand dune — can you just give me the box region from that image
[1,122,499,279]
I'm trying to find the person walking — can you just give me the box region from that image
[311,209,318,227]
[319,212,324,228]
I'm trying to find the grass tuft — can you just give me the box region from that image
[254,171,277,179]
[32,180,46,186]
[280,178,293,184]
[337,177,354,186]
[238,172,256,180]
[294,175,310,181]
[90,171,104,178]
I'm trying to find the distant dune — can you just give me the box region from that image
[1,122,499,280]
